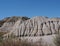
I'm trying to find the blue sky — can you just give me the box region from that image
[0,0,60,19]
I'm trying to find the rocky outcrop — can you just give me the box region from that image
[0,16,29,32]
[1,16,60,46]
[8,16,60,37]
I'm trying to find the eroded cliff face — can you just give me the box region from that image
[10,16,60,37]
[1,16,60,46]
[0,16,29,32]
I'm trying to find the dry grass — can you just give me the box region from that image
[0,38,49,46]
[0,32,49,46]
[0,38,34,46]
[54,34,60,46]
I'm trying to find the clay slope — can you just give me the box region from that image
[2,16,60,46]
[0,16,29,32]
[7,16,60,37]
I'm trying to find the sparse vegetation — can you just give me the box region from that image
[0,36,49,46]
[0,38,34,46]
[54,34,60,46]
[0,32,7,42]
[0,32,49,46]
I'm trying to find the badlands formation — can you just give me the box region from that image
[0,16,60,46]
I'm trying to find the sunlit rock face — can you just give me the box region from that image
[0,16,29,32]
[0,22,14,32]
[2,16,60,46]
[10,16,60,36]
[0,16,20,32]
